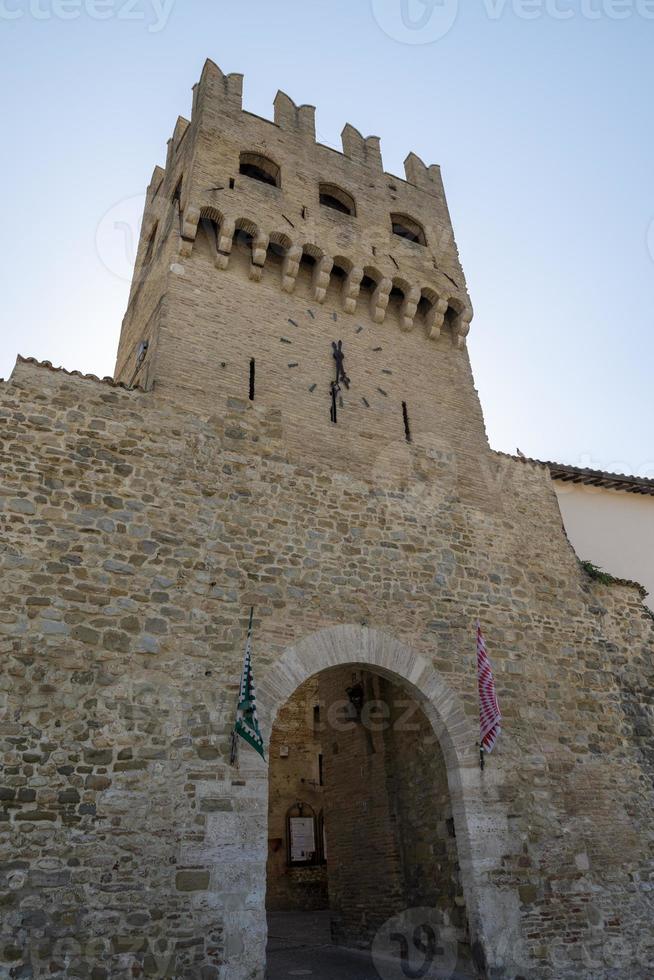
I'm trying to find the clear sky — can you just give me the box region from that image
[1,0,652,475]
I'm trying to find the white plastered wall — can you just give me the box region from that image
[554,482,654,612]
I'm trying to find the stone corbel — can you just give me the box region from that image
[249,231,270,280]
[342,267,363,314]
[215,218,235,270]
[400,286,421,332]
[312,255,334,304]
[371,278,392,324]
[282,245,302,293]
[426,298,449,339]
[252,231,270,268]
[180,206,201,242]
[454,316,471,349]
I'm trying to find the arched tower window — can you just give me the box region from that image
[239,152,281,188]
[391,213,427,246]
[319,183,356,216]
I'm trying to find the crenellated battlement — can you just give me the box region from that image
[182,60,443,186]
[125,59,472,347]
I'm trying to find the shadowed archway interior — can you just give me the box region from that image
[264,663,476,976]
[255,625,529,980]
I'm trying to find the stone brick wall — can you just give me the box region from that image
[145,222,490,498]
[1,359,653,978]
[386,680,471,951]
[319,669,407,947]
[266,678,327,912]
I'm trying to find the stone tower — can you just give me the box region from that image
[1,60,653,980]
[113,59,487,490]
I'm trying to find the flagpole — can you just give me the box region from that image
[230,607,253,768]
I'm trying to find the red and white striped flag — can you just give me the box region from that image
[477,623,502,753]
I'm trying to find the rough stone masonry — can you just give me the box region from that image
[1,60,653,980]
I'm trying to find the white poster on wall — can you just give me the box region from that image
[290,817,316,863]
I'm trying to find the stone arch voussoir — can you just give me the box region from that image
[257,624,476,772]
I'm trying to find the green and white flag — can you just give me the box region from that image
[230,607,265,765]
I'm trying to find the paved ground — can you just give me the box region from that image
[266,912,379,980]
[266,912,477,980]
[268,941,387,980]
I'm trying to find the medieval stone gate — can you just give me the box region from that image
[1,59,653,980]
[257,625,529,979]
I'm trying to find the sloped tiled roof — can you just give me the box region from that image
[503,453,654,497]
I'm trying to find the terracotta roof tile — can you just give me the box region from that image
[12,355,144,392]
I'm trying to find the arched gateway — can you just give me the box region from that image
[249,625,530,980]
[4,60,651,980]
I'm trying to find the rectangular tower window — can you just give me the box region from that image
[249,359,255,401]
